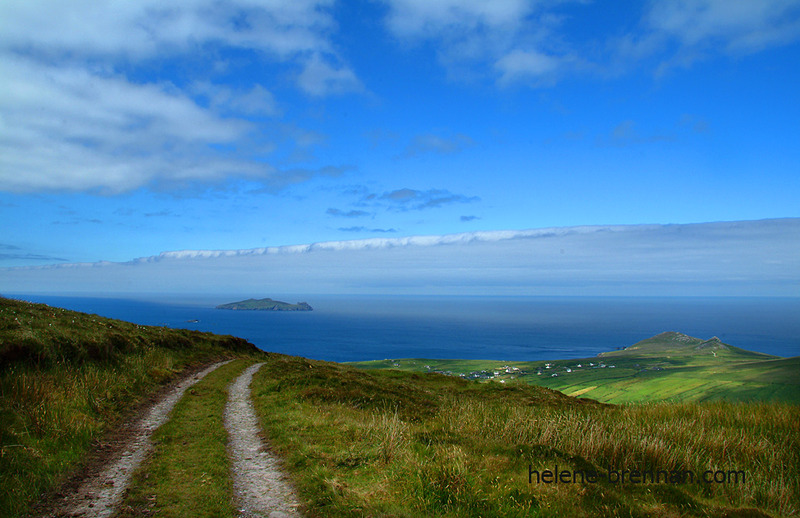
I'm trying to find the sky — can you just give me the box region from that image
[1,0,799,296]
[3,219,798,297]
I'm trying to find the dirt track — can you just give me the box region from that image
[40,360,231,518]
[225,363,302,518]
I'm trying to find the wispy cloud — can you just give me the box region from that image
[380,0,800,86]
[192,83,279,117]
[338,226,397,233]
[0,252,70,262]
[344,186,480,213]
[4,219,797,296]
[645,1,800,59]
[380,0,581,86]
[247,166,352,194]
[679,114,710,134]
[364,129,400,148]
[495,49,568,87]
[0,244,68,263]
[613,1,800,77]
[379,188,480,211]
[382,0,532,37]
[596,120,675,147]
[327,208,372,218]
[296,52,364,96]
[51,219,103,226]
[402,133,475,157]
[143,210,176,218]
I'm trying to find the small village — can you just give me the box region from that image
[416,361,617,382]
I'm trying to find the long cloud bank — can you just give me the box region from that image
[2,219,798,297]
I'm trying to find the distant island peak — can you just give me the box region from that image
[216,298,313,311]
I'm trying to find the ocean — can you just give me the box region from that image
[7,295,800,362]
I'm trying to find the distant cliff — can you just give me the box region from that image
[215,298,313,311]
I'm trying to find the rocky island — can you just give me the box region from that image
[216,298,313,311]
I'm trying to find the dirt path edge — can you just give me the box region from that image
[33,359,232,518]
[225,362,302,518]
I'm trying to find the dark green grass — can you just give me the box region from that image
[251,354,799,517]
[0,296,262,518]
[116,359,256,518]
[0,296,256,369]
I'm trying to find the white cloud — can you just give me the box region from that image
[0,0,337,60]
[0,57,267,193]
[495,49,562,85]
[402,133,474,157]
[148,226,546,258]
[381,0,800,86]
[3,219,798,296]
[381,0,581,85]
[384,0,532,37]
[615,0,800,75]
[194,83,279,116]
[646,0,800,54]
[0,0,359,193]
[296,53,364,96]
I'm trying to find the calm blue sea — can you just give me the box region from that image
[7,295,800,362]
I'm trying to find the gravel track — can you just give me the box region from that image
[45,360,231,518]
[225,363,302,518]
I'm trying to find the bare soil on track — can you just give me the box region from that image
[34,360,231,518]
[225,363,302,518]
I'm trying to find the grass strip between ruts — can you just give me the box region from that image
[115,358,256,518]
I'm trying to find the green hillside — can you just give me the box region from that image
[2,299,798,517]
[600,331,776,360]
[0,296,263,517]
[253,355,799,517]
[350,331,800,404]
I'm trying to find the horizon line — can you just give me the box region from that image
[5,217,797,271]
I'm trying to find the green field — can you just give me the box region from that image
[349,332,800,404]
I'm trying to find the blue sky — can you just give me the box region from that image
[1,0,799,280]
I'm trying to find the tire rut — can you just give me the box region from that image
[44,360,232,518]
[225,363,302,518]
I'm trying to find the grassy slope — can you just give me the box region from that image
[3,300,799,517]
[0,296,263,518]
[349,332,800,404]
[252,354,799,517]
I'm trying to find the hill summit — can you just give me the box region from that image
[599,331,775,360]
[635,331,729,350]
